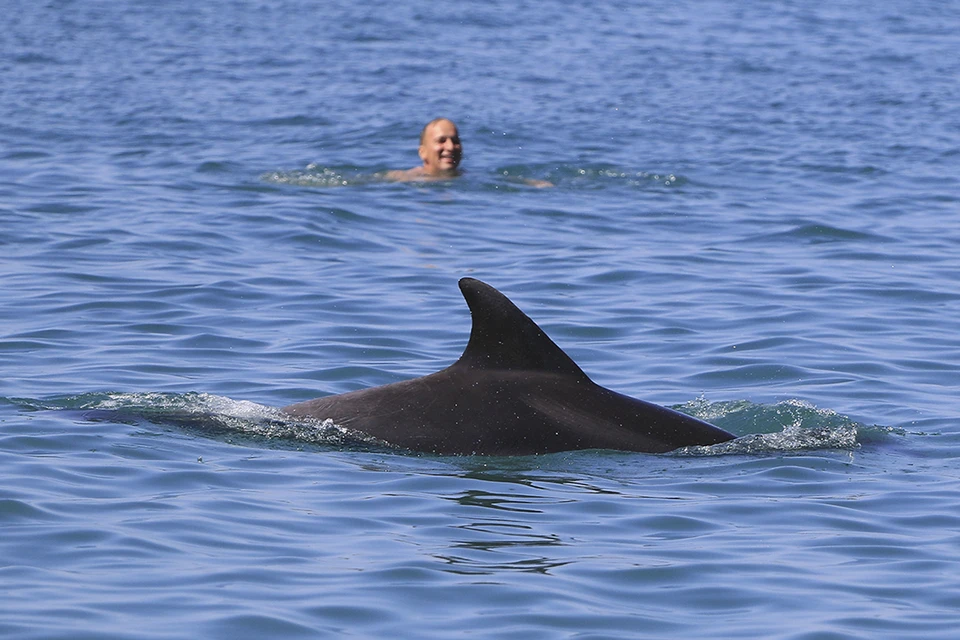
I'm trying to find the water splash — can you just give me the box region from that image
[16,392,388,451]
[496,164,687,189]
[261,165,380,188]
[674,397,868,455]
[9,393,887,456]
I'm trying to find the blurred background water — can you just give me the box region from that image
[2,1,959,638]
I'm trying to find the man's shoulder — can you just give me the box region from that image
[384,167,427,181]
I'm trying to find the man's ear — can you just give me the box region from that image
[418,145,427,162]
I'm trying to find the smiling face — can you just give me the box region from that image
[418,119,462,175]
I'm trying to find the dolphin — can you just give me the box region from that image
[282,278,735,455]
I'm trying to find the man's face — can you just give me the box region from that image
[419,120,462,174]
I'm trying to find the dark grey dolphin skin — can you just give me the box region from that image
[283,278,735,455]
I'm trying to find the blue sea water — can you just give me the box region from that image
[3,0,960,637]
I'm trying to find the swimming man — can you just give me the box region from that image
[385,118,462,182]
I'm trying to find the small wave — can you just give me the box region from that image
[11,393,893,456]
[496,164,687,189]
[263,163,684,191]
[746,223,894,246]
[674,397,879,455]
[261,165,380,188]
[680,423,860,456]
[18,392,389,451]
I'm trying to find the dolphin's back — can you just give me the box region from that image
[283,278,736,454]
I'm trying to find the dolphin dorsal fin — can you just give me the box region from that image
[454,278,588,377]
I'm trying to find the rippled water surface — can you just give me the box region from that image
[3,1,960,638]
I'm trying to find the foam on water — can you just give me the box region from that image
[9,392,873,457]
[262,165,381,188]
